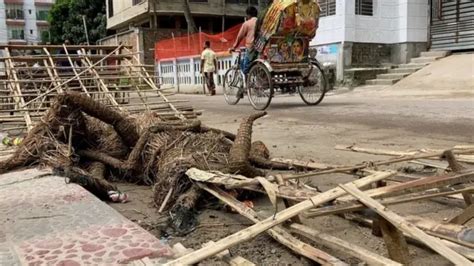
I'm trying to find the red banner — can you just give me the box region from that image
[155,23,243,60]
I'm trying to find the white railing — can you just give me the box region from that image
[157,53,235,91]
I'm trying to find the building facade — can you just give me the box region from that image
[312,0,474,81]
[106,0,255,33]
[312,0,429,80]
[0,0,55,44]
[102,0,257,66]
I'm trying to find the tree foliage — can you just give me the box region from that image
[48,0,107,44]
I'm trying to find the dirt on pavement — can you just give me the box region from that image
[111,87,474,265]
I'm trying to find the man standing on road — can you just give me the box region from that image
[201,41,217,96]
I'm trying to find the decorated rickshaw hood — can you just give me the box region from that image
[254,0,321,53]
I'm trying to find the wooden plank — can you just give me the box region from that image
[405,215,474,249]
[344,214,474,261]
[336,144,474,164]
[197,183,346,265]
[338,170,474,201]
[378,215,410,264]
[275,175,302,224]
[449,204,474,225]
[340,183,471,265]
[165,170,396,265]
[289,223,402,266]
[335,144,417,156]
[305,184,474,218]
[229,150,474,189]
[270,158,333,170]
[171,242,255,265]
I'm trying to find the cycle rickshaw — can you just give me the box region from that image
[223,0,327,110]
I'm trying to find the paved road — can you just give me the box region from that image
[176,88,474,164]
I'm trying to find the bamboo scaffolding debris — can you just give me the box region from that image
[336,144,474,164]
[197,183,347,265]
[166,170,395,265]
[289,223,402,266]
[227,148,474,189]
[340,183,471,265]
[0,44,197,132]
[345,214,474,261]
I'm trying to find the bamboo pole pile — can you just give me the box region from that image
[164,145,474,265]
[0,44,197,133]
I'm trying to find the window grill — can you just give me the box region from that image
[356,0,373,16]
[319,0,336,17]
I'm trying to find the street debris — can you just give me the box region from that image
[0,44,473,264]
[0,90,473,265]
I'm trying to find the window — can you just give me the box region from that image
[108,0,114,17]
[319,0,336,17]
[6,5,24,20]
[355,0,373,16]
[36,9,49,21]
[30,29,33,34]
[132,0,143,5]
[8,27,25,40]
[29,10,32,15]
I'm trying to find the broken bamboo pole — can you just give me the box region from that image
[227,149,474,189]
[197,183,346,265]
[289,223,402,266]
[305,184,474,218]
[22,44,124,107]
[345,214,474,261]
[337,170,474,201]
[404,215,474,249]
[340,183,471,265]
[336,144,474,164]
[165,170,396,265]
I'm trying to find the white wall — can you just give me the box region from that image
[24,0,39,44]
[0,1,8,44]
[311,0,345,45]
[405,0,429,42]
[107,0,149,30]
[311,0,429,46]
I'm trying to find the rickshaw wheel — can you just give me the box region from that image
[223,68,244,105]
[298,61,327,105]
[247,62,273,111]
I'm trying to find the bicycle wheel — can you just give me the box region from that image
[223,68,244,105]
[298,60,327,105]
[247,62,273,110]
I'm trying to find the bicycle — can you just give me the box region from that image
[223,48,328,110]
[223,50,246,105]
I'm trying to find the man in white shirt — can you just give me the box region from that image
[201,41,217,96]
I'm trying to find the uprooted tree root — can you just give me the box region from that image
[0,92,288,234]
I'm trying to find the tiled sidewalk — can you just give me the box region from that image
[0,168,174,265]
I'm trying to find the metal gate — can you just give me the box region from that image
[430,0,474,51]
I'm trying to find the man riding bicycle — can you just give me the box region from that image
[230,7,259,75]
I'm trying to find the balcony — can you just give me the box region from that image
[4,0,24,4]
[6,19,25,26]
[34,0,54,6]
[36,21,49,26]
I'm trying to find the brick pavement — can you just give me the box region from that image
[0,168,174,265]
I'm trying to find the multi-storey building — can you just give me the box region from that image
[312,0,474,80]
[0,0,55,44]
[101,0,259,64]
